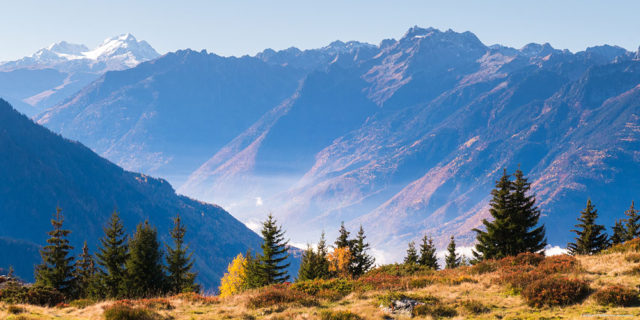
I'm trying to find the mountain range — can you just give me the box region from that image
[0,34,159,116]
[0,98,265,288]
[9,26,640,263]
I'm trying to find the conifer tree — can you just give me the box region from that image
[96,211,128,298]
[567,200,608,255]
[473,169,546,260]
[335,222,352,249]
[418,235,439,269]
[125,221,165,297]
[611,219,626,246]
[314,232,331,279]
[350,226,375,277]
[75,241,98,298]
[297,245,318,281]
[166,215,198,293]
[404,241,419,265]
[445,236,461,269]
[258,214,290,284]
[242,250,266,289]
[625,201,640,241]
[35,207,76,296]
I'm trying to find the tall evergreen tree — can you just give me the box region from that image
[335,222,352,249]
[350,226,375,277]
[567,200,608,255]
[259,214,290,284]
[445,236,461,269]
[125,221,165,297]
[473,169,546,260]
[96,211,129,298]
[297,245,318,281]
[297,232,332,281]
[418,235,439,269]
[611,219,626,246]
[242,249,266,289]
[35,207,76,296]
[404,241,419,265]
[75,241,98,298]
[314,232,331,279]
[166,215,198,293]
[625,201,640,241]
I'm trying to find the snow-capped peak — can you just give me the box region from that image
[1,34,159,72]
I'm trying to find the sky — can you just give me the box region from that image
[1,0,639,61]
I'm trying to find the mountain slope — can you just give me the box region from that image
[0,98,262,287]
[0,34,159,116]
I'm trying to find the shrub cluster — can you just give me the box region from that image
[246,284,318,309]
[103,302,161,320]
[0,283,65,307]
[593,286,640,307]
[291,278,354,300]
[604,238,640,254]
[521,277,590,307]
[319,310,363,320]
[496,254,581,295]
[376,291,439,307]
[364,263,435,277]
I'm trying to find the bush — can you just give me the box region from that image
[593,286,640,307]
[604,238,640,254]
[246,284,318,309]
[7,305,25,314]
[412,304,457,318]
[522,277,590,307]
[103,303,161,320]
[537,255,579,274]
[460,300,490,314]
[292,278,354,299]
[0,284,65,307]
[376,291,438,307]
[69,299,95,309]
[357,274,404,291]
[319,310,363,320]
[500,252,545,267]
[364,263,435,277]
[139,298,174,310]
[625,253,640,263]
[470,260,498,275]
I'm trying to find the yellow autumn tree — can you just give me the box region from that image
[218,253,246,297]
[327,247,352,278]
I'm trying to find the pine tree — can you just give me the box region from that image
[125,221,166,297]
[166,215,198,293]
[625,201,640,241]
[418,235,439,270]
[96,211,129,298]
[35,208,76,297]
[259,214,290,284]
[473,169,546,260]
[314,232,331,280]
[350,226,375,277]
[404,241,418,265]
[297,245,318,281]
[445,236,461,269]
[74,241,98,298]
[242,250,266,289]
[335,222,352,249]
[567,199,608,255]
[611,219,626,246]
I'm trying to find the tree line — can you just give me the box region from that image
[33,209,198,300]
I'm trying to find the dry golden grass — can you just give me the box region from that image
[4,251,640,319]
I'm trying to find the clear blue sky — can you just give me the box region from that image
[1,0,639,61]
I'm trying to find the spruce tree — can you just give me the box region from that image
[96,211,128,298]
[242,249,266,289]
[350,226,375,277]
[75,241,98,298]
[473,169,546,260]
[567,199,608,255]
[445,236,461,269]
[404,241,419,265]
[335,222,352,249]
[166,215,198,293]
[297,245,318,281]
[625,201,640,241]
[611,219,626,245]
[314,232,331,279]
[418,235,439,269]
[125,221,165,297]
[35,207,76,296]
[259,214,290,284]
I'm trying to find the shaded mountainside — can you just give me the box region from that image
[0,99,264,288]
[34,26,640,262]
